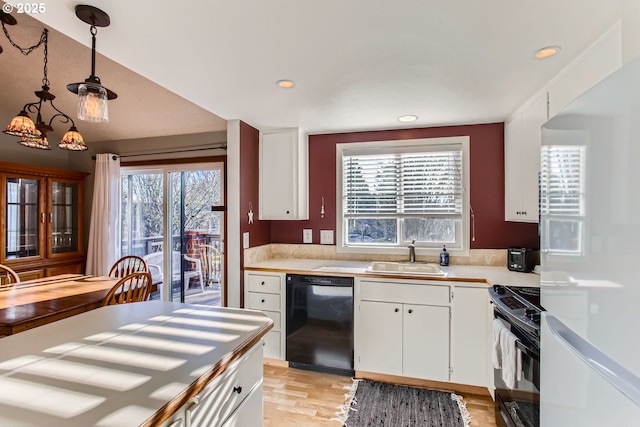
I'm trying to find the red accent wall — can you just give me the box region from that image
[239,121,271,250]
[270,123,539,249]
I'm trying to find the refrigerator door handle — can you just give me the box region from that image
[543,313,640,408]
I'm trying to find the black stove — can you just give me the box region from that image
[489,285,544,427]
[488,285,543,338]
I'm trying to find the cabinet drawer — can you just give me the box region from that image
[247,274,281,294]
[220,382,263,427]
[189,342,263,426]
[359,280,450,306]
[247,292,280,311]
[263,330,281,359]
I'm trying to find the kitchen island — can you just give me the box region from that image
[0,301,273,427]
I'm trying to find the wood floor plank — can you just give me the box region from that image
[263,364,497,427]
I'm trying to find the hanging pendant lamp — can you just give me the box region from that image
[2,25,88,151]
[66,5,117,123]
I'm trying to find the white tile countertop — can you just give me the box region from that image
[244,258,540,287]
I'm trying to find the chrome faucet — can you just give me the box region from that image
[408,240,416,263]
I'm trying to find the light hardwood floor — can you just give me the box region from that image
[263,365,497,427]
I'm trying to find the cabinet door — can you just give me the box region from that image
[259,128,308,220]
[519,91,546,222]
[47,178,83,258]
[1,173,46,263]
[450,287,489,387]
[356,300,402,375]
[505,91,546,223]
[219,383,263,427]
[403,304,450,382]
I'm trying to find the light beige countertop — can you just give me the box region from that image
[0,302,273,427]
[244,258,540,287]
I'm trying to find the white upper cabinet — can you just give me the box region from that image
[505,23,623,223]
[548,23,622,118]
[504,91,546,223]
[259,128,309,220]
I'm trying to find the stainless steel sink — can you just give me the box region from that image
[366,261,446,276]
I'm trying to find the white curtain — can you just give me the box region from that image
[86,154,121,276]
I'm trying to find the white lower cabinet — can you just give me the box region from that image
[357,300,403,376]
[355,278,490,389]
[244,272,285,359]
[403,304,450,382]
[221,383,263,427]
[355,279,451,382]
[450,286,491,387]
[160,341,264,427]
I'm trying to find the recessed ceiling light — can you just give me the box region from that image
[398,115,418,122]
[276,79,295,88]
[534,46,561,59]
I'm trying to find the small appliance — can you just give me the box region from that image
[507,248,539,272]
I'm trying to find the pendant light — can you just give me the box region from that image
[2,22,88,151]
[66,5,117,123]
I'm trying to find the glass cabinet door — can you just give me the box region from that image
[50,180,80,255]
[5,176,42,260]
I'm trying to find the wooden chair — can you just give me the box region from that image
[0,264,20,289]
[109,255,149,278]
[102,272,153,306]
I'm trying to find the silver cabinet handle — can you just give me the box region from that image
[543,313,640,407]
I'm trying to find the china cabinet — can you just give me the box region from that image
[0,161,88,280]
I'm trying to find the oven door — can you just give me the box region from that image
[494,310,540,427]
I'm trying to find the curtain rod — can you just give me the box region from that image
[91,145,227,160]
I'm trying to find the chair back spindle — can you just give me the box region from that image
[103,272,152,306]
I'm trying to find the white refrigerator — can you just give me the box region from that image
[540,56,640,425]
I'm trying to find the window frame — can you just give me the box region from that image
[336,136,470,256]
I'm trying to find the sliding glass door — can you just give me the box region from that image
[120,162,224,306]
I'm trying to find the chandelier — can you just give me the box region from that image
[2,15,87,150]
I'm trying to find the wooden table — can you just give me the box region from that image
[0,274,120,336]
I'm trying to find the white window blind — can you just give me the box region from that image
[540,145,586,217]
[343,148,463,218]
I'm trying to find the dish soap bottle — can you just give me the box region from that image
[439,245,449,266]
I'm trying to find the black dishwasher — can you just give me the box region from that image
[286,274,354,376]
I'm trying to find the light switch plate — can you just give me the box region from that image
[303,229,313,244]
[243,232,250,249]
[320,230,334,245]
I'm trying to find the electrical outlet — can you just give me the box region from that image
[303,229,313,244]
[243,232,250,249]
[320,230,334,245]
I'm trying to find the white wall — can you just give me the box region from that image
[226,120,241,308]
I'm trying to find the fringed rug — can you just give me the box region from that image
[334,379,471,427]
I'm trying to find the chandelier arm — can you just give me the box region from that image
[46,101,77,129]
[1,22,46,56]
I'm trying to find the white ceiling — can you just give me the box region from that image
[1,0,628,142]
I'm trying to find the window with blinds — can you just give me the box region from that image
[339,141,466,249]
[540,145,586,254]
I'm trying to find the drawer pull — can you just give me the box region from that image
[394,308,399,313]
[261,299,265,303]
[408,309,413,314]
[233,386,243,394]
